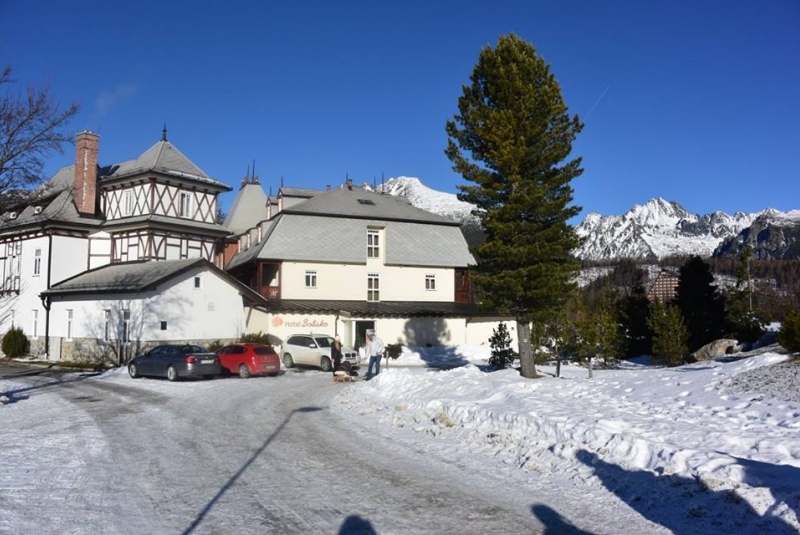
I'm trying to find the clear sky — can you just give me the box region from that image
[2,0,798,219]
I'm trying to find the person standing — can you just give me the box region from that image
[331,335,343,378]
[365,329,385,380]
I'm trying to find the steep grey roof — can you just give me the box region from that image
[105,140,230,190]
[39,165,76,195]
[285,186,458,225]
[225,219,278,270]
[253,214,473,266]
[0,189,102,234]
[2,137,231,240]
[42,258,267,305]
[225,185,474,269]
[224,182,268,234]
[44,258,207,295]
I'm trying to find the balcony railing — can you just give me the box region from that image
[259,286,280,299]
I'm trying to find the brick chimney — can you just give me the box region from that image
[74,131,99,215]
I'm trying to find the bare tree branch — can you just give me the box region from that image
[0,61,80,211]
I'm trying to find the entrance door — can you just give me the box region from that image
[354,320,375,354]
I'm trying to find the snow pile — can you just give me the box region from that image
[335,346,800,533]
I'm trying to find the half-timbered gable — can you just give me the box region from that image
[0,130,236,361]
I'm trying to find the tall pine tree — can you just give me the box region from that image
[446,33,584,379]
[674,256,727,351]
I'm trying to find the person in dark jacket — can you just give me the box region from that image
[331,334,344,377]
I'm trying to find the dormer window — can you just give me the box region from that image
[34,206,43,214]
[9,212,17,220]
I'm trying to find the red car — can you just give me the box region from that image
[216,343,281,378]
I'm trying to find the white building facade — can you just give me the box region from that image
[0,130,262,364]
[223,180,517,353]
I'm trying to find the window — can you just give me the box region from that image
[367,273,379,302]
[32,309,38,338]
[367,229,380,258]
[66,309,73,341]
[123,190,134,216]
[305,270,317,289]
[33,249,41,276]
[122,309,131,343]
[160,321,167,330]
[425,274,436,291]
[194,276,201,289]
[103,310,110,341]
[180,192,193,218]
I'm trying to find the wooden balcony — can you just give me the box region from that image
[258,286,280,299]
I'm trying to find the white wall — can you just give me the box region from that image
[46,266,246,345]
[51,236,89,284]
[244,308,518,351]
[13,236,50,344]
[280,261,455,302]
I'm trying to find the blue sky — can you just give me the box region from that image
[2,1,798,220]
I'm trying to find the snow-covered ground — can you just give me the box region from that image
[1,345,798,534]
[334,345,800,534]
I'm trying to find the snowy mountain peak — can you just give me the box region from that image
[574,199,767,261]
[627,198,692,226]
[376,176,480,224]
[373,179,798,260]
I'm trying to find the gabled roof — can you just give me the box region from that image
[252,215,471,266]
[225,185,474,269]
[41,258,267,305]
[284,186,457,225]
[104,140,230,190]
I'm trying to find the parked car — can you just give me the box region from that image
[216,343,281,378]
[281,334,360,371]
[128,344,221,381]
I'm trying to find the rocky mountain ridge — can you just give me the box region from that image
[375,177,800,260]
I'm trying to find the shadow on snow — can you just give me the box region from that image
[574,449,797,535]
[180,406,323,535]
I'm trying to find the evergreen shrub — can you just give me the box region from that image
[385,343,402,361]
[240,332,272,345]
[206,340,223,352]
[777,310,800,354]
[489,322,516,368]
[2,327,30,359]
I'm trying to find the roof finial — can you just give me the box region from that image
[161,123,168,142]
